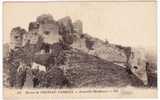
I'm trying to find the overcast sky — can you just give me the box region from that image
[3,2,156,52]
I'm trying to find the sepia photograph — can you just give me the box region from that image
[3,1,157,99]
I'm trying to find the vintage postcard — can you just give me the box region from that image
[3,1,157,99]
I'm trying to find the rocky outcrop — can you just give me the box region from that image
[128,48,148,85]
[4,14,156,88]
[10,14,129,64]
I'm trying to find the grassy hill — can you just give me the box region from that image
[62,49,144,88]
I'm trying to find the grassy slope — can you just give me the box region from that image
[33,48,144,88]
[64,49,144,88]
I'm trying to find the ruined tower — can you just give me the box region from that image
[10,27,26,50]
[37,14,61,44]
